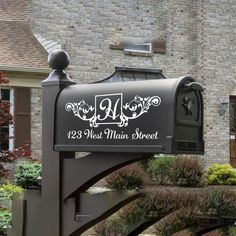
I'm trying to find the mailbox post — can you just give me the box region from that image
[41,50,75,236]
[9,50,204,236]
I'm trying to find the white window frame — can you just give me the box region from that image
[0,87,14,151]
[9,88,14,150]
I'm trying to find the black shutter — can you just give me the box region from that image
[14,88,31,149]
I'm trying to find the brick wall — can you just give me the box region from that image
[31,88,42,159]
[200,0,236,165]
[28,0,236,164]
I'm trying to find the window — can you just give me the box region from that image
[0,88,14,151]
[230,100,236,132]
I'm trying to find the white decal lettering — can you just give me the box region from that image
[66,129,158,141]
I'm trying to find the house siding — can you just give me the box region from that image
[28,0,236,164]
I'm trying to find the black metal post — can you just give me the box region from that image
[41,50,75,236]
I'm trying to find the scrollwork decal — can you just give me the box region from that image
[123,95,161,120]
[65,101,97,127]
[65,94,161,127]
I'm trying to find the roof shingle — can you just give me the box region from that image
[0,0,49,70]
[0,21,49,69]
[0,0,29,21]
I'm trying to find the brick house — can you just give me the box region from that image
[0,0,50,158]
[1,0,236,166]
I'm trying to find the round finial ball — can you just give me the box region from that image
[48,49,70,70]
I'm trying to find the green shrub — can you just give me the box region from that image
[94,190,197,235]
[93,220,107,236]
[118,200,142,225]
[15,161,42,189]
[199,230,225,236]
[0,183,23,200]
[116,189,197,228]
[105,219,128,236]
[105,163,145,190]
[154,208,195,236]
[169,157,204,187]
[0,209,11,235]
[94,220,106,236]
[95,190,194,235]
[199,189,236,216]
[207,164,236,185]
[94,219,128,236]
[229,226,236,236]
[114,190,197,233]
[137,189,197,220]
[0,183,23,209]
[147,156,176,185]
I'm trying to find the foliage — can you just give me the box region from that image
[155,208,195,236]
[0,183,23,200]
[150,189,236,234]
[0,72,31,180]
[94,219,128,236]
[94,189,236,235]
[198,189,236,216]
[0,72,12,179]
[0,99,12,129]
[173,230,193,236]
[105,162,145,190]
[207,164,236,185]
[0,148,32,163]
[0,183,23,210]
[94,190,198,235]
[118,200,141,226]
[119,189,198,227]
[105,219,128,236]
[209,227,236,236]
[202,230,225,236]
[93,220,108,236]
[138,189,198,220]
[169,157,204,187]
[15,161,42,189]
[0,72,12,127]
[0,165,7,180]
[147,156,176,185]
[228,226,236,236]
[0,209,11,235]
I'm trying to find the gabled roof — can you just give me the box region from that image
[0,0,29,21]
[35,34,62,54]
[0,21,49,70]
[0,0,49,71]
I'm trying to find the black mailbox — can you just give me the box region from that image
[55,67,204,154]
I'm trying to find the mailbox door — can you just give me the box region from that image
[174,79,204,154]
